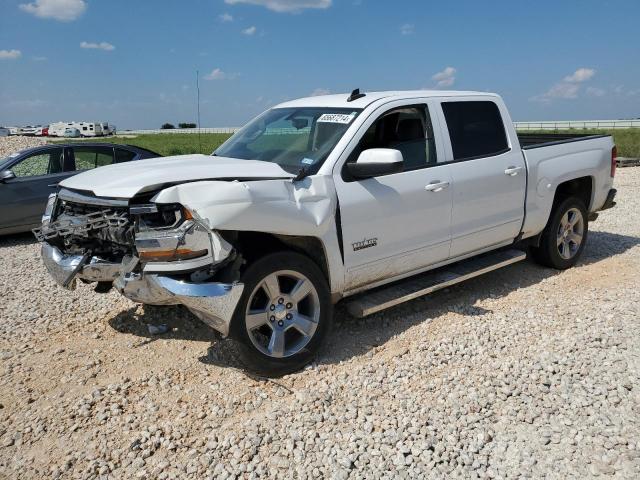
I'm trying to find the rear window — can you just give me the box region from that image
[442,101,508,160]
[115,148,136,163]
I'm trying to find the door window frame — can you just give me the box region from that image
[6,147,67,180]
[70,145,116,171]
[334,98,447,182]
[434,97,514,164]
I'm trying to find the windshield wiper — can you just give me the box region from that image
[293,166,310,182]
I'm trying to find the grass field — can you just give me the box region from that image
[52,133,232,156]
[52,128,640,158]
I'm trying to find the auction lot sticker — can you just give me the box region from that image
[317,113,356,124]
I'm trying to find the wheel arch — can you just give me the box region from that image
[553,175,593,211]
[220,230,333,291]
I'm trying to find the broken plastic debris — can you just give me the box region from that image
[147,324,169,335]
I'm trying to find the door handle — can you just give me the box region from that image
[425,181,450,192]
[47,183,58,188]
[504,166,523,176]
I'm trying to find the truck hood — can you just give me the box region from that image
[60,154,295,198]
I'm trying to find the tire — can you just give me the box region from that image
[531,196,588,270]
[229,251,333,377]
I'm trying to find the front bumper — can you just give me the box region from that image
[41,243,243,337]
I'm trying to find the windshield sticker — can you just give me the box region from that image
[301,157,316,165]
[317,113,356,124]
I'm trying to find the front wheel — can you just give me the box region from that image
[531,197,588,269]
[230,252,333,377]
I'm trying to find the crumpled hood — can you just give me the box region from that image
[60,154,295,198]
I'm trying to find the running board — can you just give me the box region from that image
[345,249,526,318]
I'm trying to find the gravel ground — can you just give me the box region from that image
[0,137,47,158]
[1,169,639,479]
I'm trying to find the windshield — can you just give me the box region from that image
[214,107,362,173]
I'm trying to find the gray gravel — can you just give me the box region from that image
[0,136,46,158]
[1,166,639,479]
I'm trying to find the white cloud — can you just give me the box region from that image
[563,68,596,83]
[400,24,414,35]
[19,0,86,21]
[586,86,605,97]
[310,88,330,96]
[204,68,238,80]
[219,12,233,22]
[241,25,257,35]
[0,49,22,60]
[80,41,115,51]
[532,67,597,102]
[225,0,331,13]
[432,66,456,88]
[33,56,47,61]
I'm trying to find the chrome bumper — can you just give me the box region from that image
[41,243,243,337]
[41,242,120,288]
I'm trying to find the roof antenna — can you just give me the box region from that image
[347,88,366,102]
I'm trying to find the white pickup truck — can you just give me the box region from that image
[35,90,617,375]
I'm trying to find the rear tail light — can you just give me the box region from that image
[611,146,617,177]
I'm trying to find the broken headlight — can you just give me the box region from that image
[132,204,209,263]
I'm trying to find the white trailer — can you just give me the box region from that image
[49,121,105,137]
[76,122,104,137]
[49,122,76,137]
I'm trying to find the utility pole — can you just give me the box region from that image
[196,70,202,153]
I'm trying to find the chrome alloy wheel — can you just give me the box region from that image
[556,207,584,260]
[245,270,320,358]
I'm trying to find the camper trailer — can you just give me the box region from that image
[48,122,76,137]
[48,121,104,137]
[100,122,116,136]
[75,122,104,137]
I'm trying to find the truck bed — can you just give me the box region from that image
[517,132,611,150]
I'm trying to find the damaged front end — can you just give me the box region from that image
[33,188,244,336]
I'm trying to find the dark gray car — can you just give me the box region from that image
[0,143,160,235]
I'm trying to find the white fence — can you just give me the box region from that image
[116,119,640,135]
[119,127,240,135]
[515,119,640,130]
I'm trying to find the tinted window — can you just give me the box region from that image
[442,101,508,160]
[349,105,437,172]
[72,146,114,170]
[115,148,137,163]
[12,148,63,177]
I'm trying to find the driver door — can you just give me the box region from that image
[333,101,453,292]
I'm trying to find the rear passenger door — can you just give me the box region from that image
[70,145,115,171]
[438,99,526,257]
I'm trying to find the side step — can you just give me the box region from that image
[345,249,526,318]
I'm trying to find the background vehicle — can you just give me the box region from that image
[76,122,104,137]
[20,125,44,136]
[101,123,116,136]
[63,128,81,138]
[0,143,160,235]
[0,127,9,137]
[35,90,616,376]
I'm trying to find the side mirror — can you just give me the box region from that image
[347,148,404,179]
[0,170,16,183]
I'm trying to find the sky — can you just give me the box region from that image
[1,0,639,129]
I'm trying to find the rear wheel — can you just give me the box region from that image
[531,197,588,269]
[230,252,332,377]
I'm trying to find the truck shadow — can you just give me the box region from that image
[104,230,639,372]
[316,230,640,367]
